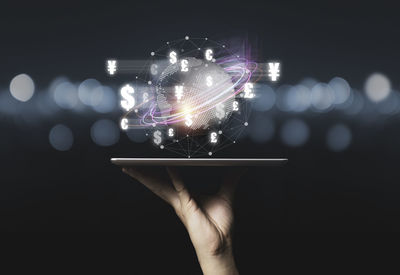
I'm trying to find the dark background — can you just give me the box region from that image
[1,0,399,273]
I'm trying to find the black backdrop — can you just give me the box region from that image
[1,0,400,273]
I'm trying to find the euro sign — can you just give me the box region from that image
[120,84,135,111]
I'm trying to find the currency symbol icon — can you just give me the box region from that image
[175,85,184,103]
[206,76,213,87]
[150,64,158,75]
[143,92,149,103]
[216,103,225,120]
[107,60,117,75]
[169,51,177,64]
[120,84,135,111]
[268,62,280,81]
[120,118,128,130]
[210,132,218,143]
[205,49,213,61]
[153,130,162,145]
[233,101,239,111]
[181,59,188,72]
[244,83,254,98]
[185,114,193,127]
[168,128,174,137]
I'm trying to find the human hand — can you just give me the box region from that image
[123,166,246,275]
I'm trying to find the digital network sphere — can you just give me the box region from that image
[156,57,235,131]
[117,37,257,157]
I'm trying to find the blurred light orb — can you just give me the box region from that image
[9,74,35,102]
[49,124,74,151]
[54,81,79,109]
[78,78,101,105]
[248,114,275,143]
[126,129,148,143]
[299,78,318,89]
[376,90,399,115]
[253,84,276,112]
[329,77,351,105]
[365,73,391,102]
[311,83,335,112]
[343,89,364,115]
[90,119,119,146]
[0,91,19,115]
[276,85,293,112]
[91,86,117,113]
[287,85,311,112]
[280,119,310,147]
[326,124,352,152]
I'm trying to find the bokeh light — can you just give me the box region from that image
[90,119,119,146]
[126,129,149,143]
[9,74,35,102]
[287,85,311,112]
[365,73,391,102]
[326,124,352,152]
[253,84,276,112]
[311,83,335,112]
[78,78,102,106]
[49,124,74,151]
[280,119,310,147]
[91,86,117,113]
[53,81,79,110]
[376,90,400,115]
[248,114,275,143]
[329,77,351,105]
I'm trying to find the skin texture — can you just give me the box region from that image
[123,166,245,275]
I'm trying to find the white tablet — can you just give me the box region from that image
[111,158,288,167]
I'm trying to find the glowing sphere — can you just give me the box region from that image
[155,57,235,130]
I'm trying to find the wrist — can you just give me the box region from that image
[197,246,239,275]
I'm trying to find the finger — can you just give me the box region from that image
[123,167,178,207]
[166,167,191,205]
[219,167,248,202]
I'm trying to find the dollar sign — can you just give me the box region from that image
[185,114,193,127]
[120,84,135,111]
[210,132,218,143]
[233,101,239,111]
[205,49,213,61]
[206,76,213,87]
[169,51,177,64]
[143,92,148,103]
[150,64,158,75]
[168,128,174,137]
[153,130,162,145]
[216,103,225,120]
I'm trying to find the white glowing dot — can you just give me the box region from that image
[134,109,138,113]
[233,141,236,143]
[166,42,169,44]
[222,45,226,48]
[365,73,391,102]
[198,48,201,50]
[136,76,138,79]
[188,155,191,158]
[208,152,212,156]
[148,81,152,85]
[152,123,156,127]
[185,36,189,40]
[244,122,248,126]
[160,145,164,149]
[218,130,222,134]
[205,38,208,40]
[151,52,155,56]
[9,74,35,102]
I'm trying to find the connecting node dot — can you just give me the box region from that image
[218,130,222,134]
[148,81,152,85]
[244,122,248,126]
[208,152,212,156]
[160,145,164,149]
[134,109,138,113]
[151,52,155,56]
[152,123,156,127]
[185,36,189,40]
